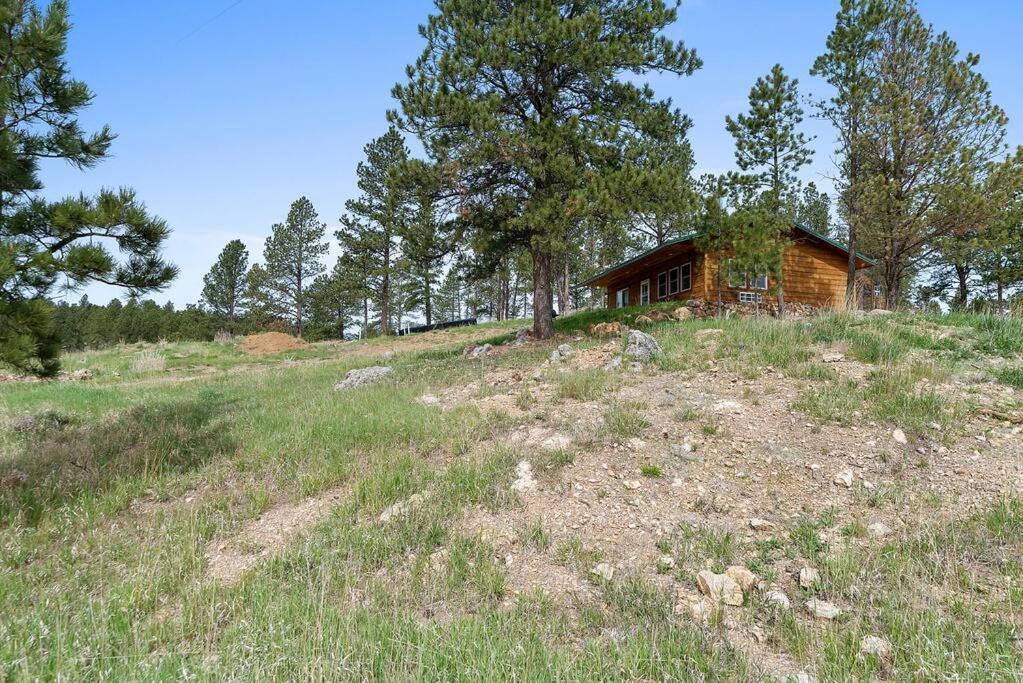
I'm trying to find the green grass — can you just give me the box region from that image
[603,402,650,438]
[2,308,1021,679]
[552,368,615,402]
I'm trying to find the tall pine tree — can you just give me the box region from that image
[338,127,412,336]
[201,239,249,322]
[725,64,813,317]
[0,0,176,374]
[262,197,328,337]
[391,0,701,339]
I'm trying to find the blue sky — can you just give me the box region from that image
[45,0,1023,307]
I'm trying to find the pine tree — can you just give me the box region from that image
[306,260,359,340]
[812,0,886,308]
[622,113,698,248]
[0,0,176,374]
[391,0,700,339]
[201,239,249,322]
[725,64,813,318]
[262,197,328,337]
[399,193,450,325]
[791,182,832,236]
[852,0,1015,308]
[338,127,412,336]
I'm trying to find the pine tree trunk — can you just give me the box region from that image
[363,298,369,337]
[845,223,858,310]
[777,284,785,320]
[997,282,1004,315]
[953,264,969,311]
[424,275,433,326]
[531,247,555,339]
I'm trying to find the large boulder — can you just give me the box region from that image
[334,366,393,390]
[624,330,662,362]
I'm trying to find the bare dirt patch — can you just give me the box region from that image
[205,486,347,584]
[239,332,310,355]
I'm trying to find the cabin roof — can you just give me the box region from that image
[579,224,876,288]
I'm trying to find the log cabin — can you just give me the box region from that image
[582,224,875,310]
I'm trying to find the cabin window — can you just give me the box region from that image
[729,271,768,290]
[873,284,882,298]
[739,291,763,304]
[657,272,668,299]
[640,279,650,306]
[616,287,629,308]
[668,267,680,295]
[680,262,692,292]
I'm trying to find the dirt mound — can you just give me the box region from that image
[239,332,309,355]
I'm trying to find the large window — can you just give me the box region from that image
[657,272,668,299]
[640,279,650,306]
[680,262,692,292]
[729,271,768,290]
[668,267,679,295]
[616,287,629,308]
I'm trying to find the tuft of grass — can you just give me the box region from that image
[640,464,663,478]
[995,367,1023,388]
[553,369,613,402]
[603,402,650,438]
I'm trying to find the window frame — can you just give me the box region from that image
[668,267,680,296]
[657,271,668,299]
[639,279,650,306]
[616,287,629,308]
[738,291,763,304]
[679,262,692,293]
[751,273,768,290]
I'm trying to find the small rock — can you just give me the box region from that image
[867,522,893,538]
[724,566,758,595]
[603,355,623,371]
[549,343,574,363]
[868,308,893,316]
[697,570,744,606]
[657,555,676,573]
[591,562,614,582]
[418,394,441,406]
[833,469,854,488]
[634,315,654,326]
[67,368,94,381]
[672,307,694,321]
[469,343,494,359]
[683,597,717,624]
[764,590,792,611]
[712,399,744,414]
[858,635,892,661]
[623,479,642,490]
[624,330,662,363]
[334,366,393,390]
[749,518,777,532]
[695,328,723,339]
[822,351,845,363]
[378,493,426,523]
[893,429,908,445]
[589,322,627,336]
[799,566,821,589]
[540,434,572,451]
[510,461,537,493]
[805,598,842,620]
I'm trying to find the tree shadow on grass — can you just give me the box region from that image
[1,389,237,527]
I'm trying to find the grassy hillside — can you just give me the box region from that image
[1,310,1021,680]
